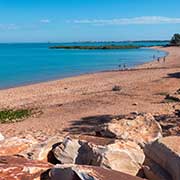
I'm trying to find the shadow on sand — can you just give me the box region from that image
[167,72,180,79]
[63,114,124,135]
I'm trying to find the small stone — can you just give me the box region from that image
[112,85,121,91]
[130,111,139,115]
[0,133,5,141]
[132,103,138,106]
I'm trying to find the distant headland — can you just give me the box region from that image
[49,45,140,50]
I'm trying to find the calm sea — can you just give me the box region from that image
[0,41,168,89]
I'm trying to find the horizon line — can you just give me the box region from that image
[0,40,170,44]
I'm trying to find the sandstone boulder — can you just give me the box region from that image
[52,137,101,166]
[96,113,162,146]
[19,136,63,162]
[144,136,180,180]
[0,137,37,156]
[52,137,145,176]
[45,164,145,180]
[100,140,145,176]
[0,155,52,180]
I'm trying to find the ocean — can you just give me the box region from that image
[0,42,168,89]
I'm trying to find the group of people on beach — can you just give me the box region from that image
[118,64,127,70]
[153,55,166,63]
[118,53,167,71]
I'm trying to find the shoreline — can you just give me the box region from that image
[0,46,179,139]
[0,46,167,91]
[135,46,169,68]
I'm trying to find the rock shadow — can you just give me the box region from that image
[154,113,180,136]
[63,114,124,135]
[167,72,180,79]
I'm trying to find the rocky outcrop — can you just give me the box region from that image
[144,136,180,180]
[95,113,162,146]
[44,164,145,180]
[0,155,52,180]
[0,137,37,156]
[0,155,145,180]
[52,137,145,176]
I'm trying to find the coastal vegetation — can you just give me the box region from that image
[0,109,32,123]
[170,33,180,46]
[49,45,140,50]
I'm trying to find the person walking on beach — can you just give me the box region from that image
[163,56,166,63]
[157,57,160,63]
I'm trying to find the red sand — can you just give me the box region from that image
[0,46,179,140]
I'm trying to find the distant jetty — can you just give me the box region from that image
[49,45,140,50]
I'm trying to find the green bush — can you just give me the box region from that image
[170,34,180,46]
[0,109,32,123]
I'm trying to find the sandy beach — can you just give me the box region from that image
[0,46,179,140]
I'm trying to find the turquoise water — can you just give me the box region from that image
[0,42,168,89]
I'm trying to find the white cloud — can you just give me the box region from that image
[40,19,51,24]
[72,16,180,25]
[0,24,19,30]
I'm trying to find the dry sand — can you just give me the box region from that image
[0,46,179,140]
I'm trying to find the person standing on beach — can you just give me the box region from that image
[157,57,160,62]
[163,56,166,63]
[123,64,126,69]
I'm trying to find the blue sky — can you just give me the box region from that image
[0,0,180,42]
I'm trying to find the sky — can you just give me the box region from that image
[0,0,180,42]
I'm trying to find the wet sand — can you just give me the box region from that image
[0,46,179,140]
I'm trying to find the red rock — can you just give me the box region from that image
[19,136,63,162]
[0,137,37,156]
[47,164,146,180]
[0,155,52,180]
